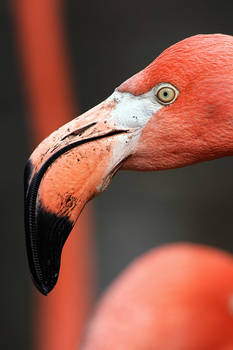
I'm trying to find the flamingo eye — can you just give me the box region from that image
[155,83,178,105]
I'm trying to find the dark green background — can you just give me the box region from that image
[1,0,233,348]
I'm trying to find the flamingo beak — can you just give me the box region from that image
[24,92,141,295]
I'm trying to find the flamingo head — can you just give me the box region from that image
[24,34,233,294]
[120,34,233,170]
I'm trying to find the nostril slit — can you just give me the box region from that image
[61,122,97,141]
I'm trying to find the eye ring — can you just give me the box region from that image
[154,83,179,105]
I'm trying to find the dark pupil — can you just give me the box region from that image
[163,91,168,97]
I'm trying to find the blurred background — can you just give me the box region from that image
[1,0,233,348]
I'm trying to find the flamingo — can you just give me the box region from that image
[24,33,233,297]
[81,243,233,350]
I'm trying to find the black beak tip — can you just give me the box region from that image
[32,273,58,296]
[25,188,74,295]
[24,156,74,296]
[41,288,49,296]
[36,283,49,296]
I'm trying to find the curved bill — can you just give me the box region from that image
[24,93,141,295]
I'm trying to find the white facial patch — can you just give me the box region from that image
[96,88,164,193]
[109,88,163,130]
[108,88,164,167]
